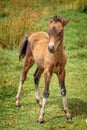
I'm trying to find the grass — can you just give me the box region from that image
[0,0,87,130]
[0,49,87,130]
[0,0,87,49]
[0,48,87,130]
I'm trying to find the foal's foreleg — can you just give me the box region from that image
[37,68,52,123]
[34,67,43,107]
[16,56,34,107]
[58,69,71,120]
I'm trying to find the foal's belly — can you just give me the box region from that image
[33,49,56,68]
[32,47,45,68]
[33,53,56,69]
[35,58,44,67]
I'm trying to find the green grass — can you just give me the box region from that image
[0,0,87,130]
[0,48,87,130]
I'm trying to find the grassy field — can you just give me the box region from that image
[0,0,87,130]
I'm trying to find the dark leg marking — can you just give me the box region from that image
[58,69,72,121]
[34,67,43,107]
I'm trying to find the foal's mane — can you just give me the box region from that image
[52,15,63,23]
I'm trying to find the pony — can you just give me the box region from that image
[16,15,72,123]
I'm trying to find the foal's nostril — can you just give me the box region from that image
[48,45,55,53]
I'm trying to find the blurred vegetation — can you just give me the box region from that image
[0,0,87,49]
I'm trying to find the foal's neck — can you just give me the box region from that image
[57,40,64,51]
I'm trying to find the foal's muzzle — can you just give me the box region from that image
[48,45,55,53]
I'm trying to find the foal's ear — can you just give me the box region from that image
[49,19,54,23]
[63,19,71,26]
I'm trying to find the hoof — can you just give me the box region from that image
[67,117,72,122]
[16,104,21,109]
[37,120,44,124]
[65,111,72,122]
[16,100,21,108]
[37,118,44,124]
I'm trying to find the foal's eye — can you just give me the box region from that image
[58,31,62,35]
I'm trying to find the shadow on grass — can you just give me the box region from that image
[44,97,87,123]
[69,98,87,117]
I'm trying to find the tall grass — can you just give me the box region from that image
[0,0,87,49]
[77,0,87,12]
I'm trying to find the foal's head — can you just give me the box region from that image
[48,15,70,53]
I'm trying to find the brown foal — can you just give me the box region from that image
[16,15,72,123]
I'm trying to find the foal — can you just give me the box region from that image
[16,15,71,123]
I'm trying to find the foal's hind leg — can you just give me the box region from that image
[57,69,72,121]
[34,67,43,107]
[16,55,34,107]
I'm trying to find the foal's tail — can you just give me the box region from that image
[19,34,29,60]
